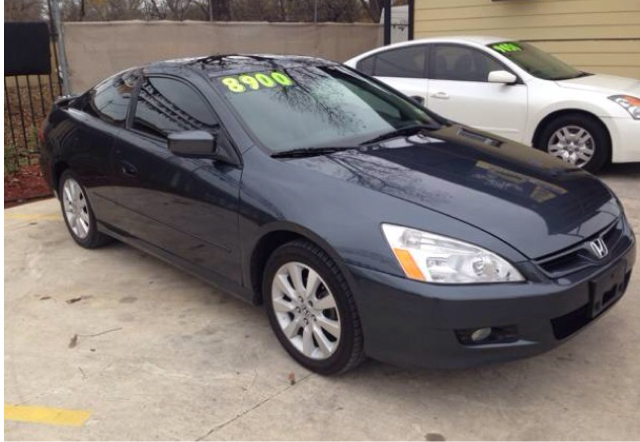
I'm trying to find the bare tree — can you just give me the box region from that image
[359,0,406,23]
[5,0,45,21]
[163,0,195,20]
[60,0,145,21]
[60,0,81,20]
[57,0,373,22]
[358,0,382,23]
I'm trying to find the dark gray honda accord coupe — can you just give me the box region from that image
[40,55,636,374]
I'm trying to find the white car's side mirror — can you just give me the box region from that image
[488,70,518,85]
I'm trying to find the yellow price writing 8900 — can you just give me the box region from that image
[220,71,294,93]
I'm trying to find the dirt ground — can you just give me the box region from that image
[4,164,51,205]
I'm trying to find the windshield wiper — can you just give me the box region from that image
[271,122,440,158]
[271,146,361,158]
[360,122,438,145]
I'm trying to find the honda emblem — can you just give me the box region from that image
[590,238,608,259]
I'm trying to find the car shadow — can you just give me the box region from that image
[101,232,629,389]
[599,162,640,178]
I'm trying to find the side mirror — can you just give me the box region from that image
[168,130,217,158]
[488,70,518,85]
[410,95,425,105]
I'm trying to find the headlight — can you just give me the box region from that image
[381,224,525,284]
[609,95,640,119]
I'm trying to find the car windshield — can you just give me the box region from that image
[487,41,586,81]
[210,64,440,153]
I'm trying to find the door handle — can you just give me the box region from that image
[430,91,450,100]
[120,161,138,177]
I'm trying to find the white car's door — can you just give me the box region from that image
[426,43,529,143]
[355,44,429,104]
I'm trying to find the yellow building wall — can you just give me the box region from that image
[414,0,640,79]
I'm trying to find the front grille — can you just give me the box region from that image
[535,217,630,278]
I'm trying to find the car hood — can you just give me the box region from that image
[291,125,620,259]
[556,74,640,96]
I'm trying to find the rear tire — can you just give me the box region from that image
[59,170,112,249]
[536,113,610,173]
[263,240,365,375]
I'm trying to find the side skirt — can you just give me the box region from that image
[97,222,256,304]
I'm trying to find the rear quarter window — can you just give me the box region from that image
[356,56,376,75]
[80,70,140,125]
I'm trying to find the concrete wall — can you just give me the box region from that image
[415,0,640,79]
[63,21,382,93]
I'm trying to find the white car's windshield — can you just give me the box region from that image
[211,64,440,153]
[488,41,588,81]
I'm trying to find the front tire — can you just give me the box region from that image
[59,170,111,249]
[263,240,365,375]
[536,113,610,173]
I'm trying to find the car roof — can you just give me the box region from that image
[394,35,509,47]
[436,35,509,45]
[344,36,513,63]
[347,35,510,59]
[145,54,336,76]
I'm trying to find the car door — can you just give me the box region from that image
[113,73,243,283]
[357,45,429,104]
[426,43,528,142]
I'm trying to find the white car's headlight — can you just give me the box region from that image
[609,95,640,120]
[381,224,525,284]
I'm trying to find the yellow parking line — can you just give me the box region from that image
[4,213,61,221]
[5,404,90,427]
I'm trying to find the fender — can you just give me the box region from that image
[524,100,616,146]
[242,219,360,305]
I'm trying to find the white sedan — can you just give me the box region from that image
[345,36,640,173]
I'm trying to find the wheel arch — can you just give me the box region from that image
[248,223,354,306]
[52,160,70,197]
[531,108,612,154]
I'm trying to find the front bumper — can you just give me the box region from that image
[602,116,640,163]
[349,237,636,369]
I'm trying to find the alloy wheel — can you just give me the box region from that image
[62,178,90,239]
[271,262,341,360]
[547,125,595,168]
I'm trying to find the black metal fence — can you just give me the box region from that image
[4,72,61,174]
[5,20,63,202]
[5,21,62,175]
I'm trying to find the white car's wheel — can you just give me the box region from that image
[537,114,610,173]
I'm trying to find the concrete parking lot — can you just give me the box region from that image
[4,164,640,441]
